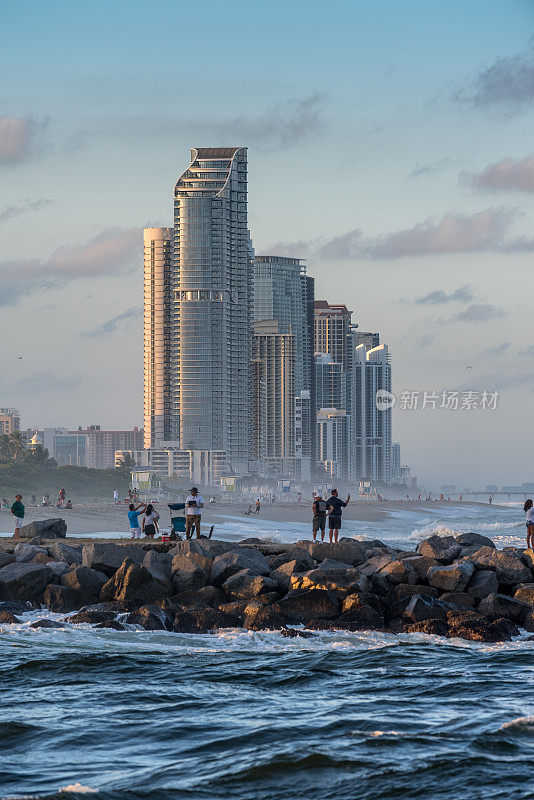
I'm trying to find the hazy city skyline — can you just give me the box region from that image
[1,1,533,486]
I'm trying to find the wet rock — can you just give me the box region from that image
[29,618,66,629]
[404,619,449,636]
[210,548,270,587]
[269,550,315,571]
[100,558,172,604]
[0,551,15,568]
[289,568,366,600]
[294,538,366,567]
[454,532,495,549]
[243,602,286,630]
[0,600,34,614]
[222,569,278,601]
[416,535,461,564]
[523,610,534,632]
[0,610,22,623]
[0,562,53,601]
[427,562,474,593]
[68,610,117,624]
[379,559,417,586]
[48,541,83,565]
[467,569,499,599]
[82,543,145,577]
[172,603,240,633]
[393,583,439,600]
[273,588,339,623]
[94,620,126,631]
[14,543,47,563]
[466,548,532,584]
[271,561,302,592]
[171,586,221,608]
[446,610,518,642]
[61,566,108,601]
[280,627,316,639]
[19,519,67,539]
[477,593,529,623]
[513,584,534,606]
[440,591,474,608]
[337,595,384,630]
[403,594,450,623]
[124,604,173,630]
[171,555,208,593]
[43,584,83,613]
[142,550,173,579]
[169,540,213,574]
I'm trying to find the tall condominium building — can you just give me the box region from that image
[315,353,345,411]
[0,408,20,435]
[173,147,252,473]
[351,331,379,350]
[294,390,313,481]
[143,227,173,449]
[85,426,144,470]
[316,407,351,480]
[252,320,295,474]
[350,344,392,483]
[314,301,353,370]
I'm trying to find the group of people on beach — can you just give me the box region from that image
[311,489,350,544]
[127,487,205,540]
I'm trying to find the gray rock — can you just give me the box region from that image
[477,593,529,623]
[194,539,235,559]
[273,588,339,623]
[404,619,449,637]
[94,620,126,631]
[401,555,439,581]
[47,561,71,578]
[61,566,108,601]
[210,548,270,587]
[523,610,534,632]
[171,555,208,593]
[124,604,172,631]
[0,551,15,568]
[169,540,213,574]
[68,609,118,624]
[513,584,534,606]
[393,583,439,600]
[30,618,66,629]
[269,550,315,571]
[222,569,278,600]
[82,543,144,577]
[467,569,499,599]
[403,594,450,623]
[359,554,394,576]
[19,519,67,539]
[416,535,462,564]
[271,560,302,592]
[172,603,241,633]
[100,558,172,604]
[48,541,83,565]
[171,586,222,608]
[454,532,495,549]
[43,584,82,613]
[13,543,47,563]
[379,559,417,586]
[294,538,366,567]
[243,602,285,631]
[440,591,474,608]
[0,562,53,601]
[0,610,22,623]
[467,548,532,585]
[427,561,474,592]
[447,610,519,642]
[142,550,172,578]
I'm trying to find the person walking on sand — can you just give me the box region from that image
[128,501,146,539]
[255,499,261,514]
[524,499,534,550]
[59,487,66,506]
[312,493,327,542]
[326,489,350,544]
[11,494,25,539]
[142,504,159,538]
[185,487,204,539]
[114,489,119,504]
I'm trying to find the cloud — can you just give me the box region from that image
[409,157,455,178]
[81,306,141,338]
[462,155,534,193]
[12,372,82,394]
[0,227,141,306]
[454,41,534,113]
[456,371,534,392]
[414,334,435,348]
[415,285,473,305]
[0,115,50,165]
[453,304,506,323]
[0,198,54,225]
[267,206,534,260]
[482,341,511,356]
[518,344,534,357]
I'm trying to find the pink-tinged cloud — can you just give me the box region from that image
[0,115,49,165]
[462,155,534,193]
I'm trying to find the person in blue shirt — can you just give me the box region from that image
[326,489,350,544]
[128,502,146,539]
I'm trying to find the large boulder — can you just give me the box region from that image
[171,586,221,608]
[0,610,22,624]
[82,543,144,577]
[513,584,534,606]
[289,567,367,599]
[30,618,66,629]
[294,539,366,567]
[467,548,532,585]
[171,555,208,593]
[170,540,213,574]
[467,569,499,599]
[359,554,394,576]
[338,594,384,630]
[454,532,495,549]
[403,594,450,623]
[269,550,315,572]
[446,610,518,642]
[477,593,529,623]
[393,583,439,600]
[18,519,67,539]
[440,591,474,608]
[0,562,53,601]
[61,566,108,601]
[401,555,439,581]
[379,559,417,586]
[195,539,235,559]
[210,548,270,587]
[273,588,339,623]
[271,560,303,592]
[43,584,82,613]
[404,619,449,637]
[172,603,240,633]
[100,558,172,604]
[124,604,173,631]
[416,535,461,564]
[222,569,278,601]
[142,550,172,579]
[48,541,83,565]
[69,609,117,624]
[427,561,474,593]
[243,601,285,631]
[13,543,47,562]
[0,551,15,568]
[524,610,534,632]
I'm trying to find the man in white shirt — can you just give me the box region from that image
[185,487,204,539]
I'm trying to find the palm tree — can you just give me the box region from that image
[116,453,136,474]
[8,431,26,461]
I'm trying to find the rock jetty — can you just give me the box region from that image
[0,533,533,642]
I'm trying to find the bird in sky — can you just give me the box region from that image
[466,365,471,369]
[17,356,22,360]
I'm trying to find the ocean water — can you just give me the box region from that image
[1,503,533,800]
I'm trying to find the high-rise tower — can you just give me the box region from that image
[173,147,252,472]
[143,227,173,449]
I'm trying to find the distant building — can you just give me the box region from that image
[295,390,313,482]
[118,448,228,485]
[485,484,498,493]
[316,408,351,480]
[391,442,401,480]
[351,331,380,350]
[315,353,345,412]
[0,408,20,436]
[314,301,353,371]
[351,344,392,483]
[85,426,143,470]
[43,428,87,467]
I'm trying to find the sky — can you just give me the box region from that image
[1,0,534,489]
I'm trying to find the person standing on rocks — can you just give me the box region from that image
[10,494,25,539]
[128,501,146,539]
[312,494,327,542]
[185,487,204,539]
[326,489,350,544]
[525,499,534,550]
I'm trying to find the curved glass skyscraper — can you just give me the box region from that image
[173,147,252,472]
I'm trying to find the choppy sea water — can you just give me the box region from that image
[1,503,533,800]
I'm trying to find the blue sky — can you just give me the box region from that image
[1,0,534,487]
